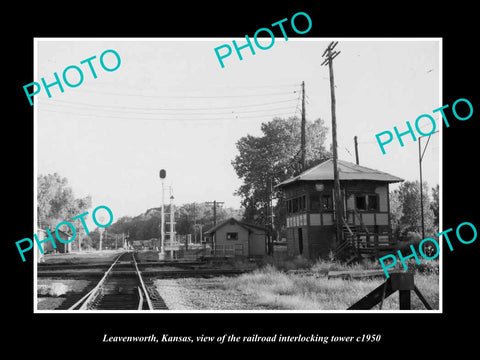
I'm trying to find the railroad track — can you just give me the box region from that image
[68,251,168,310]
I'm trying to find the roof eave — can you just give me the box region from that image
[276,177,404,188]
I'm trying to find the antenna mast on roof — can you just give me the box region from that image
[354,136,359,165]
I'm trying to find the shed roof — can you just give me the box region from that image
[205,217,267,235]
[276,159,403,187]
[38,228,72,238]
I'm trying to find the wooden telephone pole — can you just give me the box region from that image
[418,131,438,239]
[206,200,224,227]
[322,41,343,244]
[206,200,224,249]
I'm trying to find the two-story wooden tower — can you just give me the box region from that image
[276,159,403,261]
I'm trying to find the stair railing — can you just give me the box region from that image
[342,217,355,237]
[335,217,356,256]
[352,208,369,235]
[352,208,371,248]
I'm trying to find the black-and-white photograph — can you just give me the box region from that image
[33,38,441,312]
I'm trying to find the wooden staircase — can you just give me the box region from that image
[335,222,362,264]
[334,217,397,264]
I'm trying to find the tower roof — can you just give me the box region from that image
[276,159,403,187]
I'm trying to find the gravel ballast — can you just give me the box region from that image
[154,277,271,310]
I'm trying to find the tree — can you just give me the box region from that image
[37,173,92,251]
[231,116,330,236]
[83,228,101,250]
[108,215,134,235]
[390,180,437,240]
[38,173,92,225]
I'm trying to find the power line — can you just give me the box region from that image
[36,81,305,122]
[40,100,298,117]
[39,103,298,119]
[69,89,297,99]
[38,108,298,122]
[42,97,299,112]
[74,83,300,96]
[292,85,302,118]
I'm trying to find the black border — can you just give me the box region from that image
[7,3,479,354]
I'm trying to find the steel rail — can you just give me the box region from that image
[137,287,144,310]
[77,251,125,310]
[133,253,154,310]
[67,288,95,310]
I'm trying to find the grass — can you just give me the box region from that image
[223,257,439,310]
[310,257,380,272]
[225,265,378,310]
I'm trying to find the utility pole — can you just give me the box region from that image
[301,81,306,171]
[419,139,425,240]
[206,200,224,227]
[269,177,275,255]
[161,181,165,251]
[193,202,197,243]
[168,192,176,245]
[159,169,166,259]
[354,136,359,165]
[205,200,224,247]
[418,131,438,239]
[322,41,343,244]
[98,214,105,251]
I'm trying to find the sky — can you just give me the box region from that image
[35,38,441,219]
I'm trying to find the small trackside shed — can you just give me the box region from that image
[204,218,267,257]
[276,159,403,260]
[36,228,73,262]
